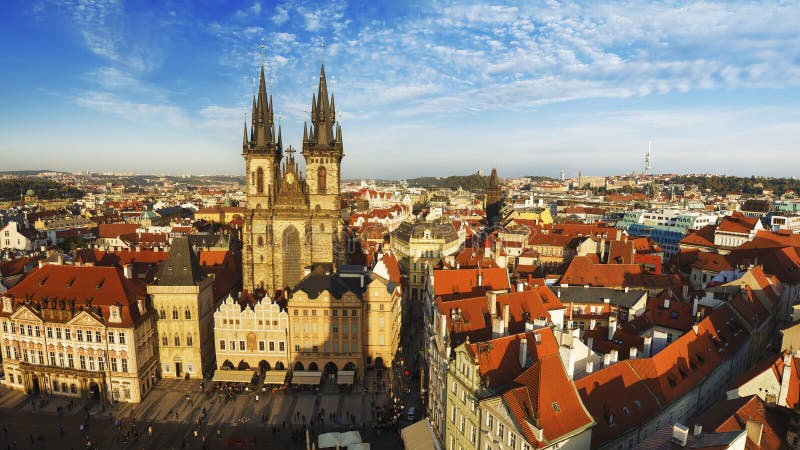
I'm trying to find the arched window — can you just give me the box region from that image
[174,334,180,346]
[184,308,191,320]
[186,334,193,346]
[317,166,326,192]
[256,167,264,193]
[161,334,168,346]
[172,308,178,320]
[159,309,166,320]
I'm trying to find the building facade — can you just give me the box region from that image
[148,237,216,379]
[242,64,345,294]
[0,263,158,403]
[392,221,461,302]
[213,294,289,372]
[0,221,46,251]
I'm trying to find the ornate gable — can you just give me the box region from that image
[10,305,43,322]
[67,310,105,328]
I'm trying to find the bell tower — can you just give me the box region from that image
[302,62,344,266]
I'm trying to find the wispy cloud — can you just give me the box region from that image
[75,91,190,128]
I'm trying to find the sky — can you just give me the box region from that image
[0,0,799,179]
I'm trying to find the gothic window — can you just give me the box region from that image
[256,167,264,193]
[318,166,326,192]
[283,226,301,288]
[159,308,166,320]
[186,334,193,346]
[162,334,168,346]
[174,334,181,346]
[184,308,191,320]
[172,308,178,320]
[257,236,264,246]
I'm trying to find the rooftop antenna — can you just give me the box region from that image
[645,140,652,176]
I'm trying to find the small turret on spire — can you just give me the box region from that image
[303,122,308,143]
[330,94,336,123]
[242,116,249,149]
[277,125,283,151]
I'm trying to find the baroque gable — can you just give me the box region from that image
[67,310,105,328]
[10,305,43,322]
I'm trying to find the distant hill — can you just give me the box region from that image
[0,179,84,201]
[0,170,63,176]
[407,174,491,191]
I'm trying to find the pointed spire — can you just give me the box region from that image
[303,121,308,143]
[277,125,283,150]
[336,123,342,143]
[330,94,336,123]
[242,117,249,149]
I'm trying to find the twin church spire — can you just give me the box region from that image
[243,66,280,155]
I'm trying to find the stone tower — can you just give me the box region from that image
[242,63,344,295]
[485,168,503,230]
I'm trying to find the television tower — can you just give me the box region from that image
[644,140,652,176]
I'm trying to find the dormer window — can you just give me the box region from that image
[109,305,121,323]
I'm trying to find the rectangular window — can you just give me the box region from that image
[37,350,44,365]
[294,345,300,352]
[95,331,101,342]
[333,342,339,352]
[460,416,465,433]
[111,358,118,372]
[352,323,357,334]
[46,327,53,338]
[98,356,105,371]
[10,322,15,334]
[294,323,299,333]
[239,341,245,351]
[121,358,128,372]
[279,342,285,352]
[68,354,74,368]
[86,331,93,342]
[313,345,319,352]
[219,340,226,350]
[108,332,114,343]
[118,332,125,344]
[56,328,62,339]
[311,323,318,333]
[268,341,275,352]
[351,309,357,316]
[49,351,56,366]
[27,325,32,336]
[79,355,86,370]
[4,347,9,359]
[333,309,338,317]
[89,356,95,371]
[65,329,71,340]
[498,423,504,440]
[58,353,64,367]
[342,310,348,317]
[35,325,40,337]
[258,341,265,352]
[23,349,28,363]
[77,329,83,341]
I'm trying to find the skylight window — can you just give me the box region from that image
[669,311,679,319]
[552,402,560,412]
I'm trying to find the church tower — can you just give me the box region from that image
[241,61,344,295]
[485,168,504,230]
[302,63,344,265]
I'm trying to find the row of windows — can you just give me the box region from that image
[162,334,193,347]
[292,309,360,316]
[2,323,126,344]
[220,318,280,326]
[293,322,360,335]
[4,346,128,372]
[159,308,191,320]
[219,339,285,353]
[293,341,358,353]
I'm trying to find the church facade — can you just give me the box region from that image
[242,64,345,295]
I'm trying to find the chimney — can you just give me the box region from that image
[487,291,497,316]
[137,298,146,314]
[567,344,576,379]
[745,419,764,447]
[643,335,652,357]
[693,424,702,437]
[682,284,689,299]
[672,423,689,447]
[503,304,510,335]
[517,281,524,292]
[610,349,619,363]
[38,260,45,268]
[590,318,597,330]
[477,270,483,287]
[779,353,793,406]
[615,229,622,241]
[624,286,629,293]
[439,313,447,340]
[691,297,698,317]
[608,316,617,341]
[664,298,670,309]
[587,336,594,351]
[630,346,638,359]
[123,264,133,279]
[533,317,547,329]
[492,316,504,339]
[603,353,611,367]
[56,253,64,265]
[585,360,595,376]
[519,338,528,368]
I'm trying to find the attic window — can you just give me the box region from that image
[96,279,105,290]
[552,402,560,412]
[667,376,677,387]
[697,354,705,364]
[678,368,688,379]
[669,311,679,319]
[622,407,630,415]
[634,400,641,409]
[38,276,49,286]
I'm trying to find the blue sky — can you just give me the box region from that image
[0,0,799,179]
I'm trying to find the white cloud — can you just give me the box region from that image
[272,5,289,25]
[75,91,190,128]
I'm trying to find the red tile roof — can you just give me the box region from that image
[1,264,150,328]
[717,212,760,234]
[503,354,594,448]
[681,225,717,248]
[97,223,139,238]
[560,256,684,291]
[689,395,786,450]
[466,328,560,390]
[433,267,510,298]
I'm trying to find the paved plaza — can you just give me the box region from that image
[0,373,404,449]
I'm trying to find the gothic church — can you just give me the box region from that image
[242,63,345,294]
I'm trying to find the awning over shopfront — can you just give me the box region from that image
[263,370,288,385]
[290,370,322,385]
[212,370,254,383]
[337,370,355,385]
